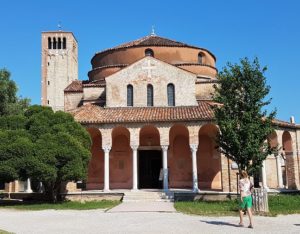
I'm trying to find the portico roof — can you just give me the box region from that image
[70,101,215,124]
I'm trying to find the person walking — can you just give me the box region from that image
[238,170,254,228]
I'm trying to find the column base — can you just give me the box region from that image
[103,189,110,193]
[131,188,139,192]
[193,188,200,193]
[263,186,269,192]
[25,189,33,193]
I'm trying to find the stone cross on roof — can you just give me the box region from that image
[151,25,156,36]
[142,60,156,78]
[58,21,62,31]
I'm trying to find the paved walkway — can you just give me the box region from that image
[0,209,299,234]
[107,201,176,213]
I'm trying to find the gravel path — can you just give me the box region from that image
[0,209,299,234]
[107,201,176,213]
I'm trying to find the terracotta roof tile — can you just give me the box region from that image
[272,119,297,128]
[70,101,214,124]
[64,80,83,92]
[69,99,299,129]
[94,35,216,60]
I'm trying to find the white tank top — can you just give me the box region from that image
[239,178,252,197]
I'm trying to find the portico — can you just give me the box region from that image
[83,119,224,193]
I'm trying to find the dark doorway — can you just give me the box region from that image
[0,182,4,190]
[138,150,162,189]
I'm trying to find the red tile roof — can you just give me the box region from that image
[94,35,216,60]
[69,100,299,129]
[272,119,297,128]
[70,101,215,124]
[64,80,83,92]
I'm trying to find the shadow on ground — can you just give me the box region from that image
[200,220,240,227]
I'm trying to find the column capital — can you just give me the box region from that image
[190,144,198,152]
[161,145,169,151]
[102,145,111,153]
[131,145,139,151]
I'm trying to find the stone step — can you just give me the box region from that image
[123,191,174,202]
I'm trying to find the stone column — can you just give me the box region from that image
[26,178,33,193]
[190,144,199,192]
[261,160,269,190]
[131,145,138,190]
[162,145,169,191]
[103,146,111,192]
[276,153,284,188]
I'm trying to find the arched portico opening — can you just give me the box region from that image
[86,127,104,190]
[110,126,132,189]
[197,124,222,190]
[266,131,280,188]
[169,124,192,189]
[282,131,293,188]
[139,125,162,188]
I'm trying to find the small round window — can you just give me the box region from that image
[145,48,154,57]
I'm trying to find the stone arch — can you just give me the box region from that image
[86,127,104,190]
[138,125,161,189]
[167,83,175,106]
[197,124,222,190]
[266,131,279,188]
[63,37,67,49]
[110,126,132,189]
[268,131,279,149]
[282,131,294,188]
[145,48,154,57]
[48,37,52,49]
[282,131,293,153]
[169,124,192,189]
[58,37,62,49]
[198,52,203,64]
[139,125,160,147]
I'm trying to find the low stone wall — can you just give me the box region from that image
[1,192,45,201]
[63,192,123,202]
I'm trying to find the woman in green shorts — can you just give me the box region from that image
[238,170,254,228]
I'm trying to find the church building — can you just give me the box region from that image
[4,30,300,195]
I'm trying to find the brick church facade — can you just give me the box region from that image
[4,30,300,194]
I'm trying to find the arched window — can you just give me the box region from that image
[198,53,203,64]
[147,84,154,106]
[58,37,62,49]
[63,37,67,49]
[48,37,52,49]
[167,83,175,106]
[145,48,154,57]
[53,37,57,49]
[127,85,133,106]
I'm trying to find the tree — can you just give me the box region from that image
[0,68,30,116]
[213,57,276,175]
[23,106,92,202]
[0,129,33,183]
[0,105,91,202]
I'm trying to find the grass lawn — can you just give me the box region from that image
[0,200,120,211]
[269,194,300,216]
[0,229,13,234]
[175,194,300,216]
[175,199,238,216]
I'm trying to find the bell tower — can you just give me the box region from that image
[41,31,78,111]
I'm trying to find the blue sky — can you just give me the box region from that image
[0,0,299,122]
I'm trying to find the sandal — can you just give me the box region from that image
[248,225,253,229]
[238,223,244,227]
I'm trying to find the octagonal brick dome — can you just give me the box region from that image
[88,34,217,82]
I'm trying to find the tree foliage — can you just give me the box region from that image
[213,57,276,175]
[0,68,30,116]
[0,105,91,202]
